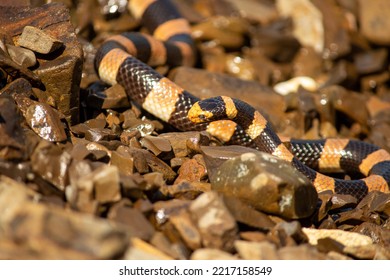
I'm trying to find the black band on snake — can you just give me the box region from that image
[95,0,390,200]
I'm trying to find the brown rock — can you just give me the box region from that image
[189,191,238,251]
[140,135,173,160]
[18,26,63,54]
[6,44,36,68]
[0,3,83,124]
[31,140,70,191]
[343,244,390,260]
[108,201,155,241]
[124,237,173,260]
[159,131,210,157]
[359,0,390,45]
[354,49,388,75]
[222,195,275,231]
[110,150,134,176]
[207,149,318,219]
[87,83,130,109]
[25,103,68,142]
[235,240,278,260]
[170,209,202,250]
[353,222,390,246]
[0,93,26,160]
[303,228,373,247]
[174,158,207,184]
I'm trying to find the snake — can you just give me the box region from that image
[95,0,390,199]
[188,96,390,199]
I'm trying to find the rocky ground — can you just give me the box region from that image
[0,0,389,259]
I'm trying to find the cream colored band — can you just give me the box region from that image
[98,49,130,85]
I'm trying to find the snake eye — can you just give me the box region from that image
[198,113,206,121]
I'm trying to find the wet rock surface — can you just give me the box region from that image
[0,0,389,260]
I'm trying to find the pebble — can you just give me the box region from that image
[207,149,318,219]
[124,237,173,260]
[359,0,390,45]
[276,0,324,53]
[25,103,67,142]
[222,195,275,231]
[170,209,202,250]
[189,191,238,251]
[6,44,36,68]
[302,228,373,247]
[0,93,26,160]
[18,26,63,54]
[234,240,278,260]
[107,202,155,241]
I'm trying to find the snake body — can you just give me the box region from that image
[95,0,390,199]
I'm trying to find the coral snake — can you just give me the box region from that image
[95,0,390,200]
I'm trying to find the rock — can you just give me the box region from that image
[160,180,210,200]
[126,147,176,182]
[343,244,390,260]
[357,191,390,216]
[0,177,128,259]
[354,49,388,75]
[312,0,351,59]
[140,135,173,160]
[0,3,83,124]
[250,26,301,63]
[6,44,36,68]
[359,0,390,45]
[234,240,278,260]
[222,195,275,231]
[159,131,210,158]
[87,83,130,109]
[149,232,186,259]
[191,16,247,49]
[278,244,327,260]
[110,150,134,176]
[273,76,318,96]
[25,103,68,142]
[174,158,207,184]
[107,201,155,241]
[124,237,173,260]
[316,237,345,254]
[189,191,238,251]
[207,149,318,219]
[302,228,373,247]
[276,0,324,53]
[153,199,192,225]
[353,222,390,246]
[31,140,71,191]
[274,221,308,244]
[0,93,26,160]
[18,26,63,54]
[190,248,238,260]
[170,209,202,250]
[330,194,358,211]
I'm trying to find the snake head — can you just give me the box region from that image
[187,101,214,123]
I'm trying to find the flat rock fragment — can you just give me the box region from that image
[18,26,63,54]
[189,191,238,251]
